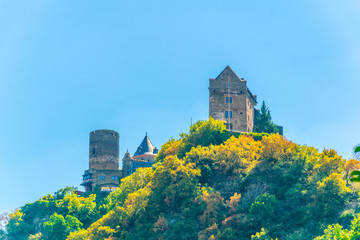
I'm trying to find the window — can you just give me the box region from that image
[112,176,114,179]
[226,97,232,103]
[99,176,105,180]
[83,174,92,181]
[225,111,233,118]
[226,123,233,130]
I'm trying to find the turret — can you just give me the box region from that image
[122,151,132,178]
[132,133,157,163]
[89,129,120,170]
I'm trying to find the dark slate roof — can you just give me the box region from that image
[133,134,155,156]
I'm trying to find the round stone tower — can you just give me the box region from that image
[89,129,119,170]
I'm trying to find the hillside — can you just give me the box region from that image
[2,118,359,240]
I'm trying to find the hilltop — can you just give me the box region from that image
[1,119,359,240]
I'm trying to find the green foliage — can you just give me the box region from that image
[355,146,360,153]
[0,229,5,239]
[178,117,228,158]
[56,193,97,228]
[313,215,360,239]
[254,101,279,134]
[54,186,78,200]
[43,213,82,240]
[6,210,32,240]
[241,132,269,141]
[4,187,103,240]
[312,173,351,219]
[350,170,360,182]
[350,145,360,182]
[314,224,350,240]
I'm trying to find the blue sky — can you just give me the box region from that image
[1,1,360,214]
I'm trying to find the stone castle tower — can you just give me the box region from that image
[81,130,122,192]
[209,66,257,132]
[89,130,119,170]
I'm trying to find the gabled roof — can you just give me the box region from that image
[215,65,243,81]
[133,134,155,157]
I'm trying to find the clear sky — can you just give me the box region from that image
[1,1,359,214]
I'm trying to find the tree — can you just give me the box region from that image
[178,118,228,158]
[6,210,32,240]
[354,145,360,160]
[355,145,360,154]
[43,213,82,240]
[349,145,360,182]
[253,101,278,134]
[344,159,360,185]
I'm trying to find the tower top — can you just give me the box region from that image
[133,135,156,157]
[214,65,244,82]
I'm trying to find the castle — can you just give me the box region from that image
[210,65,283,134]
[209,65,257,132]
[81,66,281,192]
[81,130,158,192]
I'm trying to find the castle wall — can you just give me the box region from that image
[132,154,155,163]
[82,169,122,192]
[89,129,119,170]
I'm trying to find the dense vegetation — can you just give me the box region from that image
[2,118,360,240]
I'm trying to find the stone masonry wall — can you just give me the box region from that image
[89,129,120,170]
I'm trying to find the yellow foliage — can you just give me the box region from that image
[185,135,262,179]
[214,135,262,175]
[66,229,88,240]
[199,188,224,227]
[123,186,152,219]
[260,134,296,161]
[227,193,241,214]
[156,139,182,162]
[311,149,345,179]
[317,172,351,195]
[108,167,154,209]
[345,159,360,183]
